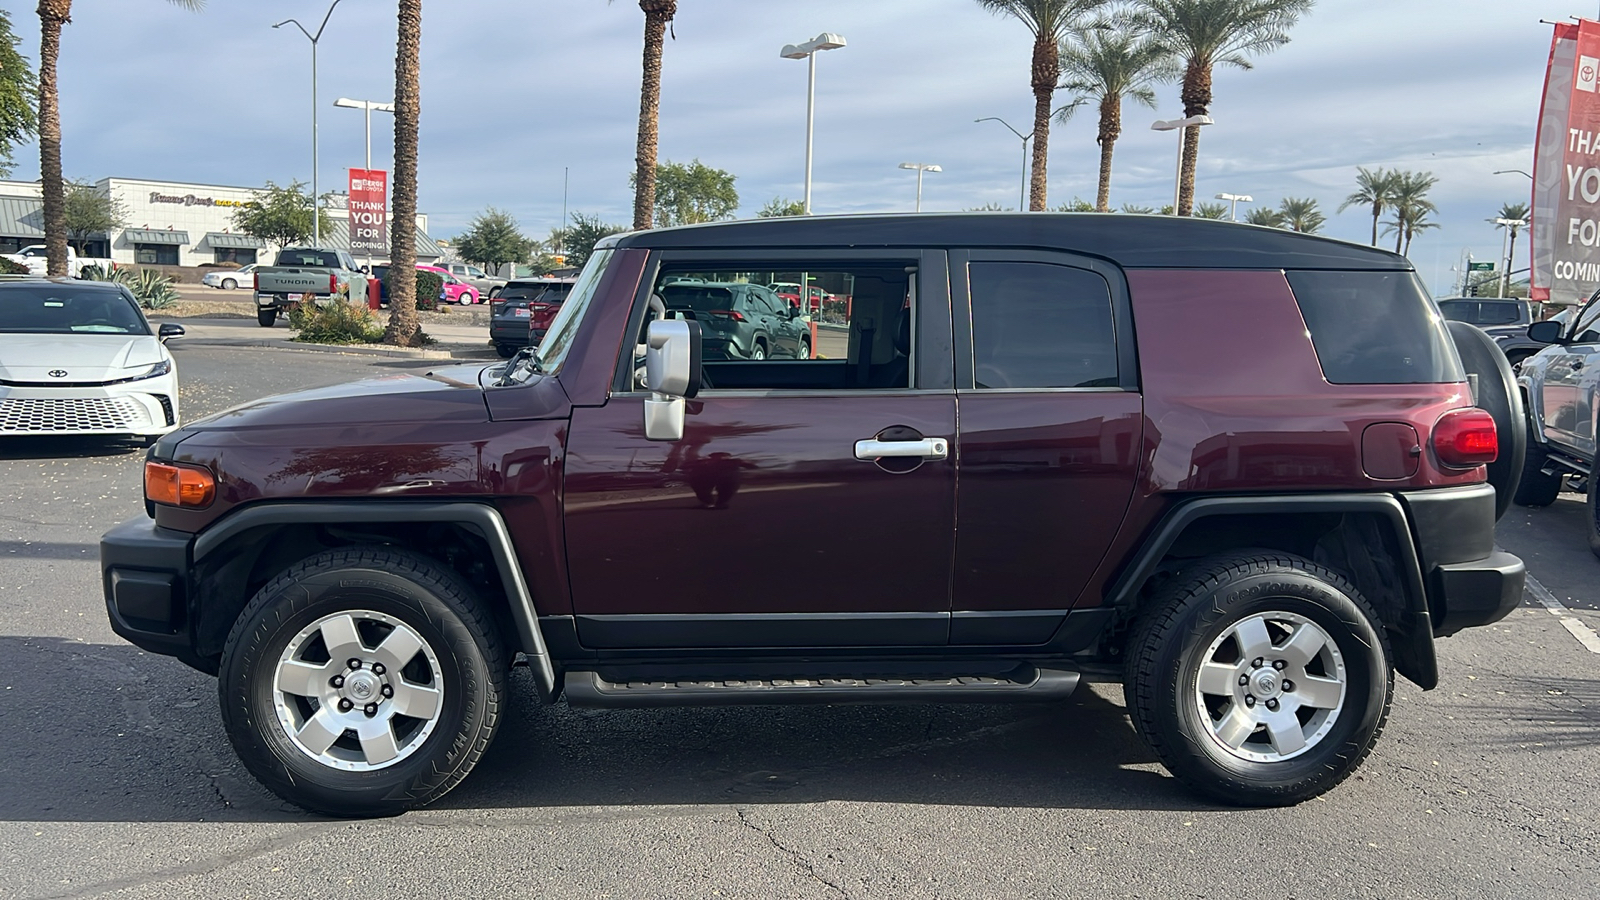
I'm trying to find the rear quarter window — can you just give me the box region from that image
[1286,270,1463,385]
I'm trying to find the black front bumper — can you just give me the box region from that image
[1401,484,1527,637]
[101,517,197,659]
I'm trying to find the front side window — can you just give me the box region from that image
[501,249,615,383]
[637,262,918,391]
[0,287,149,334]
[967,262,1119,389]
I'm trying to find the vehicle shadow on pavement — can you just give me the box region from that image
[0,435,144,461]
[0,638,1209,822]
[1457,674,1600,750]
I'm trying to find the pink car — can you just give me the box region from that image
[417,264,482,305]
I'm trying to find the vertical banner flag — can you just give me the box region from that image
[347,168,389,256]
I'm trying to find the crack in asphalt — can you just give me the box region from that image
[735,806,851,899]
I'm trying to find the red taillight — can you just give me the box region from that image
[252,272,259,291]
[329,274,339,294]
[1432,408,1498,468]
[709,309,745,321]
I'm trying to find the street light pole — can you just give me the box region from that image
[781,33,847,215]
[1152,115,1213,215]
[1214,192,1252,221]
[898,163,941,212]
[275,0,345,248]
[334,98,395,272]
[976,117,1033,211]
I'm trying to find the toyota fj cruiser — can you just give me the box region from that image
[102,214,1527,817]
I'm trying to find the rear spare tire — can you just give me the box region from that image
[1447,321,1525,519]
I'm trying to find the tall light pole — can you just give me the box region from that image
[1493,169,1534,180]
[898,163,941,212]
[1495,217,1529,298]
[975,117,1033,211]
[333,98,395,173]
[780,32,847,215]
[1151,115,1213,215]
[274,0,345,247]
[1214,192,1252,221]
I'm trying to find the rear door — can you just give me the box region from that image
[947,250,1143,645]
[562,249,958,650]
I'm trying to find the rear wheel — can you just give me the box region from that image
[495,343,516,358]
[222,278,238,290]
[219,548,506,817]
[257,308,276,328]
[1125,552,1392,807]
[751,341,767,361]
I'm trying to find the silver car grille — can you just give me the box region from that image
[0,396,152,433]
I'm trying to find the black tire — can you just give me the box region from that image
[1124,552,1392,807]
[751,341,767,361]
[1588,444,1600,560]
[799,338,811,360]
[222,278,238,290]
[495,343,516,359]
[1514,406,1562,507]
[257,307,277,328]
[1447,321,1525,520]
[219,547,506,817]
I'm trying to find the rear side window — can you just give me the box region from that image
[1286,271,1463,385]
[968,262,1119,389]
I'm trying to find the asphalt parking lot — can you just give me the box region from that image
[1,339,1597,899]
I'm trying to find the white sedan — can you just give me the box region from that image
[202,264,258,290]
[0,278,183,441]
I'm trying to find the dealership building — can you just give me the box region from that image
[0,177,441,267]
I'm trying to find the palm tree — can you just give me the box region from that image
[36,0,203,275]
[1134,0,1312,215]
[1338,166,1399,247]
[1491,201,1530,296]
[1384,170,1437,255]
[1278,196,1324,233]
[617,0,676,230]
[1193,201,1228,219]
[384,0,423,346]
[977,0,1108,211]
[1244,206,1284,227]
[1055,15,1175,212]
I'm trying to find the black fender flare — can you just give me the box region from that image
[193,501,556,700]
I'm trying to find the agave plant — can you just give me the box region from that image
[128,268,179,310]
[78,262,131,284]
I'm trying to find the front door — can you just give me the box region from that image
[947,251,1143,645]
[563,250,958,650]
[1542,296,1600,452]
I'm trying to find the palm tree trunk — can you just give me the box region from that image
[36,0,70,277]
[1369,200,1380,247]
[1177,59,1212,217]
[1394,217,1404,255]
[1095,95,1119,213]
[384,0,422,347]
[633,1,674,230]
[1506,227,1520,295]
[1027,33,1058,212]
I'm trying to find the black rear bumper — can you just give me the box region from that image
[1400,484,1527,636]
[101,517,197,660]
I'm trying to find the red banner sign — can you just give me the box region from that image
[347,168,388,256]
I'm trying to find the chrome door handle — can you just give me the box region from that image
[854,438,948,460]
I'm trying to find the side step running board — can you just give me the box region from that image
[562,664,1080,708]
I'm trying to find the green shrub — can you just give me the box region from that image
[288,300,384,344]
[382,268,443,311]
[0,257,29,275]
[128,269,179,310]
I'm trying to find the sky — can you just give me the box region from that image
[0,0,1594,294]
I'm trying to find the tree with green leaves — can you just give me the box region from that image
[1278,196,1324,233]
[36,0,203,276]
[1121,202,1157,214]
[976,0,1109,211]
[1491,201,1530,296]
[1054,196,1098,211]
[63,179,125,253]
[455,207,534,271]
[758,197,806,218]
[231,181,331,249]
[632,158,738,227]
[1193,200,1228,219]
[1338,166,1399,246]
[385,0,424,346]
[564,212,627,269]
[1134,0,1312,215]
[1382,170,1437,256]
[1056,15,1174,211]
[1244,205,1285,227]
[0,11,36,178]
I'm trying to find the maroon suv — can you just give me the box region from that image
[102,215,1527,817]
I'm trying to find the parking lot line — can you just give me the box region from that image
[1525,572,1600,654]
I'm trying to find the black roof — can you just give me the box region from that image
[604,213,1413,271]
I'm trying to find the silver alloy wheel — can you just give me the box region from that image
[1193,610,1347,763]
[751,343,766,360]
[272,609,446,772]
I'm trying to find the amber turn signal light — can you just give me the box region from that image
[144,461,216,508]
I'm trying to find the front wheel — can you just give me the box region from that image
[1125,552,1392,807]
[256,307,277,328]
[222,278,238,290]
[219,548,507,817]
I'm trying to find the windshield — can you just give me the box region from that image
[0,286,149,334]
[278,249,341,267]
[501,250,614,384]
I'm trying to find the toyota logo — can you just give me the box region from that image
[48,370,67,378]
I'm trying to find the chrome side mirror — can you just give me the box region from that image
[643,318,702,441]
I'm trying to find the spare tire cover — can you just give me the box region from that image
[1447,320,1525,520]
